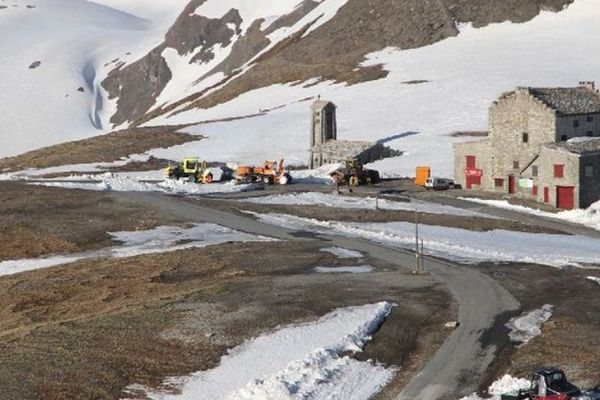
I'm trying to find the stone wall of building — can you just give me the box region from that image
[556,112,600,141]
[310,141,398,169]
[579,152,600,208]
[453,139,493,190]
[488,89,557,183]
[534,147,581,207]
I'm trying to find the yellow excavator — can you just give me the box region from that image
[330,159,380,186]
[165,157,213,184]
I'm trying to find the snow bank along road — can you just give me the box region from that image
[124,192,520,400]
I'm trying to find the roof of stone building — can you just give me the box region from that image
[311,140,378,154]
[545,137,600,154]
[311,99,335,110]
[527,87,600,115]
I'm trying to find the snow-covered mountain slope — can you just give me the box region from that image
[3,0,599,179]
[0,0,188,158]
[145,0,600,176]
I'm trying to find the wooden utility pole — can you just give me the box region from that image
[420,238,424,273]
[415,209,420,273]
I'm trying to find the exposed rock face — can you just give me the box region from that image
[101,0,574,127]
[102,0,243,126]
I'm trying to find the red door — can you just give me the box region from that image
[556,186,575,210]
[508,175,516,194]
[544,187,549,203]
[466,175,481,189]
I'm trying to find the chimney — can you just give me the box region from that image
[579,81,596,91]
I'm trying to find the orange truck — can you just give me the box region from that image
[235,159,292,185]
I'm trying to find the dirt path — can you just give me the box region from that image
[124,192,520,399]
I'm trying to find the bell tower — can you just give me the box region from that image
[310,98,337,148]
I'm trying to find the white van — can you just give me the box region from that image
[425,177,455,190]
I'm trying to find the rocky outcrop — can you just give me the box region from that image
[101,0,574,128]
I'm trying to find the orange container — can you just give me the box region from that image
[415,166,431,186]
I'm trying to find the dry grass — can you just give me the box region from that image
[0,227,80,260]
[0,126,198,172]
[0,183,184,261]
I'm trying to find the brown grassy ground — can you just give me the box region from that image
[0,126,198,172]
[478,264,600,390]
[0,183,453,399]
[0,240,453,400]
[0,183,184,261]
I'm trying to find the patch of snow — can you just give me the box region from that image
[250,212,600,267]
[0,256,85,277]
[506,305,553,345]
[459,374,531,400]
[290,164,340,184]
[460,198,600,232]
[241,191,490,217]
[30,173,254,195]
[587,276,600,285]
[320,247,363,259]
[314,265,373,274]
[128,302,396,400]
[567,136,597,143]
[0,224,272,277]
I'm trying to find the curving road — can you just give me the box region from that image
[124,192,520,400]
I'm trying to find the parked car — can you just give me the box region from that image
[425,177,455,190]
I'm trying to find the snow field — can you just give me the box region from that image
[0,224,272,277]
[241,191,491,217]
[251,212,600,267]
[505,305,553,345]
[129,302,396,400]
[0,0,188,158]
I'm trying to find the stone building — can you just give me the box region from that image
[308,99,398,168]
[454,81,600,209]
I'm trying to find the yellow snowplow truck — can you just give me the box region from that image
[165,157,213,184]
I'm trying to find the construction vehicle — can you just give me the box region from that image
[501,368,582,400]
[165,157,213,184]
[330,159,380,187]
[235,159,292,185]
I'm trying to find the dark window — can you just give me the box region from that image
[513,161,520,170]
[494,178,504,187]
[522,132,529,143]
[588,131,594,137]
[573,120,580,128]
[587,115,594,122]
[554,164,564,178]
[532,185,538,196]
[466,155,476,168]
[532,166,538,177]
[561,135,568,141]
